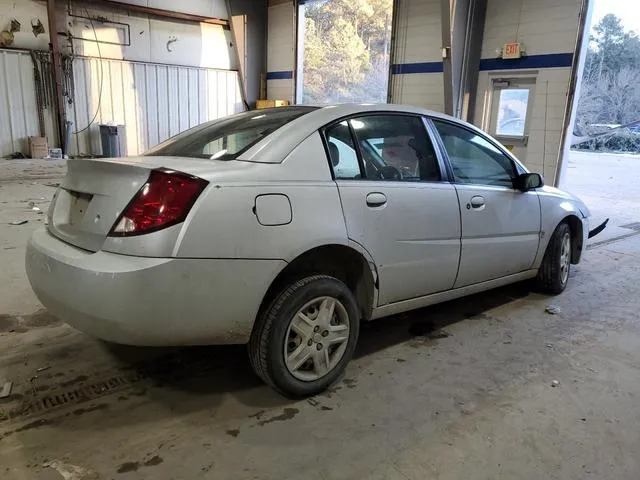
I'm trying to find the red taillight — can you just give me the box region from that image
[109,169,208,237]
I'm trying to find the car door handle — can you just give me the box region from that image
[468,196,485,209]
[366,192,387,207]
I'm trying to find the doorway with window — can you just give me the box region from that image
[488,78,536,162]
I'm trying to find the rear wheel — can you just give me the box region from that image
[537,222,572,294]
[249,275,360,397]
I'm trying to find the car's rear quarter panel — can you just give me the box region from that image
[174,133,350,261]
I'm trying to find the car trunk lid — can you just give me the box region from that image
[48,159,153,252]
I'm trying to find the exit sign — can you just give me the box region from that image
[502,42,522,59]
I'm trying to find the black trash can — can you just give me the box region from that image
[99,124,127,157]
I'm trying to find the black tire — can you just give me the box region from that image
[537,222,572,294]
[248,275,360,398]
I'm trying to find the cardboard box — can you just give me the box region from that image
[256,99,289,109]
[29,136,48,159]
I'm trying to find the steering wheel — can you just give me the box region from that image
[378,165,403,181]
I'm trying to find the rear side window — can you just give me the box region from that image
[144,107,317,160]
[349,115,441,182]
[325,122,362,179]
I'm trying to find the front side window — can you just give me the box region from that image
[144,107,317,160]
[348,115,441,182]
[433,120,516,187]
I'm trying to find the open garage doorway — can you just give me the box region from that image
[295,0,393,104]
[562,0,640,245]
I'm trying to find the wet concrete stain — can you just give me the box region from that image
[72,403,108,416]
[226,429,240,437]
[249,409,266,420]
[256,408,299,426]
[117,461,140,474]
[1,417,59,438]
[0,310,61,333]
[144,455,163,467]
[23,310,60,328]
[319,385,342,399]
[342,378,357,389]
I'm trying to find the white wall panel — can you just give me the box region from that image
[482,0,580,57]
[267,1,294,102]
[393,0,442,63]
[391,73,445,112]
[110,0,228,19]
[389,0,444,111]
[67,57,244,156]
[67,8,236,70]
[0,50,56,157]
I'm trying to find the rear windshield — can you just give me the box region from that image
[143,106,317,160]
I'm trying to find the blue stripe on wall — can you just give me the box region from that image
[390,53,574,75]
[266,71,293,80]
[479,53,573,71]
[268,54,573,80]
[391,62,444,74]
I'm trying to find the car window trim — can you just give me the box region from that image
[320,122,365,180]
[422,117,455,183]
[320,111,447,184]
[428,117,522,189]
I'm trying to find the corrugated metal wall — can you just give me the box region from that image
[0,49,44,157]
[67,57,244,156]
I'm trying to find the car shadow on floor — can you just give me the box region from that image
[0,281,539,438]
[356,280,532,359]
[98,281,534,407]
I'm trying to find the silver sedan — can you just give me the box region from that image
[26,104,597,397]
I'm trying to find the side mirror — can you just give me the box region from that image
[514,173,544,191]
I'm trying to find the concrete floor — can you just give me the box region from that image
[1,155,640,479]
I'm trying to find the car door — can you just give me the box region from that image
[324,114,461,306]
[431,118,541,287]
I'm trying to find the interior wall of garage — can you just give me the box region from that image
[472,0,581,183]
[0,0,247,157]
[266,0,295,103]
[389,0,445,111]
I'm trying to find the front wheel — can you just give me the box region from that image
[249,275,360,397]
[537,222,572,294]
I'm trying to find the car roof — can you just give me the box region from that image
[237,103,482,164]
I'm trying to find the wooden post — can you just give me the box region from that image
[46,0,67,151]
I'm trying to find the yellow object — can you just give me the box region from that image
[256,100,290,109]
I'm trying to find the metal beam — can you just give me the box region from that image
[76,0,229,28]
[46,0,67,151]
[460,0,486,122]
[554,0,591,187]
[440,0,454,115]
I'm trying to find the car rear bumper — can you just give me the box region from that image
[25,228,285,346]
